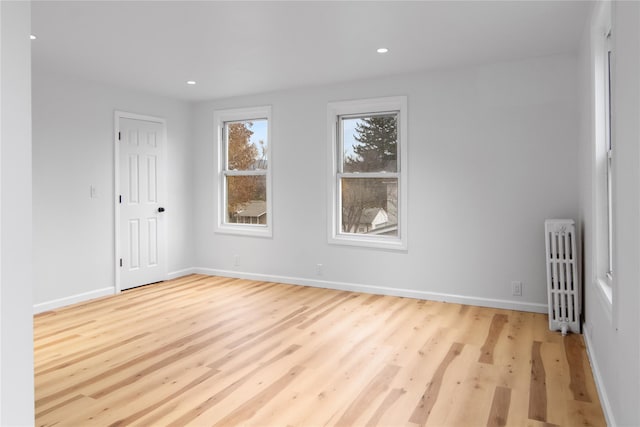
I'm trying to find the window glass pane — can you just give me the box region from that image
[605,41,613,276]
[226,175,267,224]
[341,177,398,236]
[226,119,268,171]
[606,49,612,151]
[342,113,397,173]
[607,155,613,274]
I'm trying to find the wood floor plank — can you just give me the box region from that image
[333,364,401,426]
[273,329,396,425]
[541,340,571,427]
[493,310,536,427]
[487,386,512,427]
[439,349,504,427]
[364,387,407,427]
[453,305,490,347]
[409,342,465,426]
[36,314,243,407]
[45,365,216,427]
[388,327,458,425]
[528,341,548,422]
[210,365,306,427]
[107,367,220,427]
[33,275,607,427]
[564,333,592,403]
[263,309,403,426]
[479,313,509,364]
[36,332,151,376]
[166,345,302,426]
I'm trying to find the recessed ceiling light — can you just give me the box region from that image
[30,34,37,40]
[186,80,196,85]
[376,47,389,54]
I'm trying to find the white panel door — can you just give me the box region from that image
[118,117,166,290]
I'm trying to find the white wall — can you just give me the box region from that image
[579,2,640,425]
[32,69,194,310]
[193,54,579,312]
[0,0,35,424]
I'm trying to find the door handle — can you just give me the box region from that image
[158,207,166,213]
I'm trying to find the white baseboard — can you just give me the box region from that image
[33,286,115,314]
[167,268,197,280]
[33,269,195,314]
[193,268,548,314]
[32,268,549,315]
[582,322,616,427]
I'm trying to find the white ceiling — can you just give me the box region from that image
[31,1,592,102]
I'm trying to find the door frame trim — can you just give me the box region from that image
[114,111,168,293]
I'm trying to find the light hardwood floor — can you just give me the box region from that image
[34,275,606,426]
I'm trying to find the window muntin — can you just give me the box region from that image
[215,107,271,237]
[328,97,407,250]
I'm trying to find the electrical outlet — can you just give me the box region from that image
[511,281,523,296]
[316,264,323,276]
[234,255,240,267]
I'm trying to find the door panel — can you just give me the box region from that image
[129,219,140,269]
[119,117,166,290]
[147,156,157,202]
[128,155,139,203]
[148,218,158,266]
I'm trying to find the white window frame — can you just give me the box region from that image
[327,96,408,250]
[214,106,272,237]
[605,36,613,282]
[592,0,613,309]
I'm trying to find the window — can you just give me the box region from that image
[604,33,613,281]
[328,97,407,250]
[215,106,272,237]
[593,1,613,307]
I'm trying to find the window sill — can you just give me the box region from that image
[329,234,407,251]
[595,277,613,324]
[215,224,272,238]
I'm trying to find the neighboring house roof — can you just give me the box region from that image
[236,200,266,218]
[343,207,395,233]
[359,208,384,225]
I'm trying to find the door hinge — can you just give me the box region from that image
[118,131,121,141]
[119,258,123,267]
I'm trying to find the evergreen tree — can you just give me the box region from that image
[345,115,397,172]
